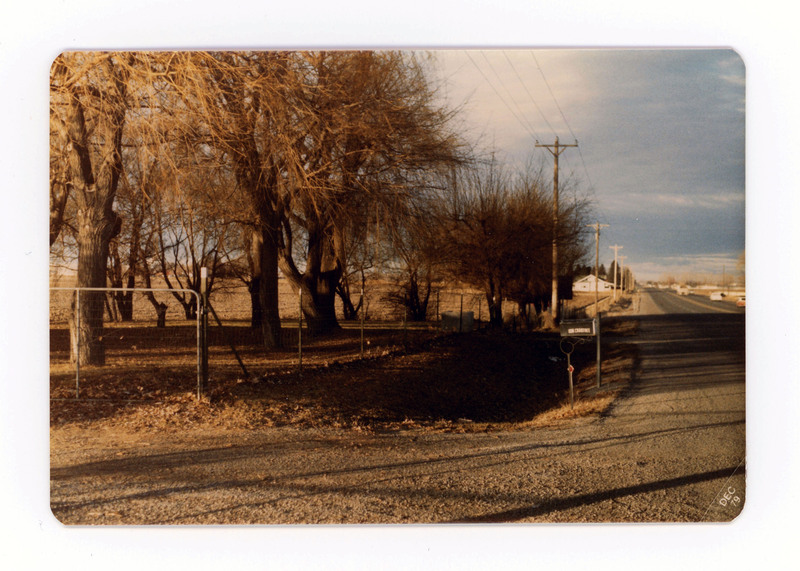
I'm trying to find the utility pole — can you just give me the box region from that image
[609,244,623,302]
[587,222,608,388]
[536,137,578,320]
[587,222,609,315]
[619,255,627,293]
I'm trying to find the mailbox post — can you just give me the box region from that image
[559,338,577,409]
[559,319,601,406]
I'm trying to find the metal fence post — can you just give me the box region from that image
[50,285,205,401]
[596,314,602,388]
[75,288,80,399]
[298,288,303,371]
[568,351,574,409]
[200,267,209,399]
[196,290,202,400]
[360,282,365,358]
[459,293,463,333]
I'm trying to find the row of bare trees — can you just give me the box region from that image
[50,51,591,365]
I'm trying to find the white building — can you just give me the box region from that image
[573,274,615,293]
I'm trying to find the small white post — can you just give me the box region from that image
[200,267,208,399]
[298,288,303,370]
[75,288,80,399]
[360,282,365,358]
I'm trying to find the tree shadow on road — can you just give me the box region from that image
[449,464,744,523]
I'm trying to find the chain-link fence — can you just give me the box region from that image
[50,278,544,402]
[50,287,201,400]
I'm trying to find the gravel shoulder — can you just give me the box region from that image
[50,305,745,524]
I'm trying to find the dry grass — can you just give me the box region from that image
[50,284,640,433]
[521,392,618,427]
[51,325,638,434]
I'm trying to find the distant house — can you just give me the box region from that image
[573,274,615,293]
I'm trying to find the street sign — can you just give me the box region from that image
[560,319,596,337]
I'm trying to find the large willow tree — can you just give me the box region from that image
[276,51,467,334]
[50,51,468,357]
[50,53,133,365]
[167,51,467,338]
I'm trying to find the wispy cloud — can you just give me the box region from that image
[633,252,744,281]
[433,48,745,278]
[607,191,745,213]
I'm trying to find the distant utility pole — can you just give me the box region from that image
[722,264,727,293]
[587,222,609,315]
[536,137,578,320]
[588,222,608,388]
[619,255,627,293]
[609,244,623,302]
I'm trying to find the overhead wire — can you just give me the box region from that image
[530,52,578,142]
[528,51,609,224]
[479,51,545,142]
[463,51,541,143]
[464,49,610,225]
[502,50,557,140]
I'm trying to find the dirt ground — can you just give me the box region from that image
[49,307,746,525]
[50,298,644,526]
[50,319,637,433]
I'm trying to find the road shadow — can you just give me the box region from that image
[449,465,743,523]
[51,414,745,524]
[599,313,745,405]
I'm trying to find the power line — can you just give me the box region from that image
[466,50,610,230]
[531,52,577,141]
[479,51,543,141]
[502,50,556,138]
[530,51,608,224]
[464,51,540,143]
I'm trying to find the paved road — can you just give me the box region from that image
[637,288,745,315]
[51,300,746,524]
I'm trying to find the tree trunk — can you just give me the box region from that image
[259,225,283,349]
[49,176,69,247]
[117,216,141,321]
[279,235,342,336]
[486,291,503,328]
[54,53,128,366]
[180,299,197,320]
[117,274,134,321]
[301,270,341,336]
[336,274,363,321]
[249,277,262,329]
[248,231,264,330]
[72,211,119,365]
[141,264,168,328]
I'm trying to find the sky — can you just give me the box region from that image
[430,49,746,282]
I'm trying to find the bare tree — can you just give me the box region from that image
[437,157,590,328]
[50,53,133,364]
[104,152,151,322]
[164,51,300,348]
[50,51,468,349]
[275,51,466,334]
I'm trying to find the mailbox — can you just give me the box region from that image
[559,318,596,337]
